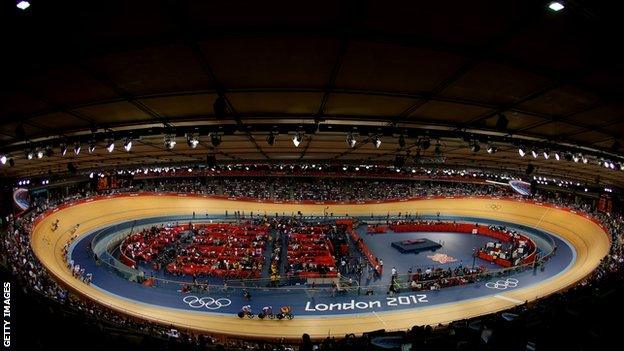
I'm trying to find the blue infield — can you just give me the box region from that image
[68,215,575,317]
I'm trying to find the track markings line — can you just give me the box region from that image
[372,311,388,327]
[536,208,550,227]
[494,294,524,304]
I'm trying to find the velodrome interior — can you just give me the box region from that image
[2,1,624,351]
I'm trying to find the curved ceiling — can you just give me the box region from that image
[1,0,624,186]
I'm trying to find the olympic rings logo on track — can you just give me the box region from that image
[182,295,232,310]
[490,204,502,210]
[485,278,519,290]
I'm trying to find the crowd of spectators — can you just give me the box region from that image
[1,176,624,350]
[132,177,512,202]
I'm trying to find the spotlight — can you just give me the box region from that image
[26,150,34,160]
[164,136,176,150]
[518,147,526,157]
[106,140,115,153]
[470,141,480,153]
[60,143,67,156]
[266,132,276,146]
[398,134,406,148]
[434,142,441,156]
[572,154,580,163]
[210,133,221,147]
[548,1,565,12]
[36,149,44,159]
[123,138,133,152]
[88,140,96,153]
[74,142,81,155]
[89,172,94,179]
[186,134,199,148]
[0,155,6,165]
[582,155,588,164]
[554,152,561,161]
[16,1,30,10]
[486,144,498,154]
[421,138,431,150]
[543,150,550,159]
[372,135,381,149]
[292,132,303,147]
[531,149,538,158]
[346,133,357,148]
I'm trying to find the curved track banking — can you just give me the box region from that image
[30,193,610,340]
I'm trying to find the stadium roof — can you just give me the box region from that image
[1,0,624,186]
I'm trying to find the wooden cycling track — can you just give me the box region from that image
[30,194,610,340]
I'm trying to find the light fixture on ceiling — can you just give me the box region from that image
[543,150,550,159]
[292,132,303,147]
[123,138,133,152]
[518,147,526,157]
[44,145,53,157]
[421,138,431,150]
[60,143,67,157]
[486,144,498,154]
[88,140,96,153]
[372,135,381,149]
[0,155,6,165]
[106,140,115,153]
[210,133,221,147]
[36,148,44,159]
[470,141,480,153]
[548,1,565,12]
[531,149,538,158]
[164,135,176,150]
[16,1,30,10]
[266,132,276,146]
[434,141,442,156]
[572,154,581,163]
[554,152,561,161]
[186,134,199,148]
[74,142,81,155]
[346,132,357,148]
[581,155,588,164]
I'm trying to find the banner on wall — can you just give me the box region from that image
[12,188,30,212]
[485,179,533,196]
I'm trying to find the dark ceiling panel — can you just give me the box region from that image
[363,0,529,47]
[483,111,545,131]
[440,61,554,104]
[324,93,417,116]
[0,91,50,118]
[516,85,601,116]
[20,65,119,107]
[72,101,154,124]
[228,92,323,115]
[140,94,218,119]
[200,37,340,88]
[336,42,468,93]
[408,101,492,123]
[86,44,213,95]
